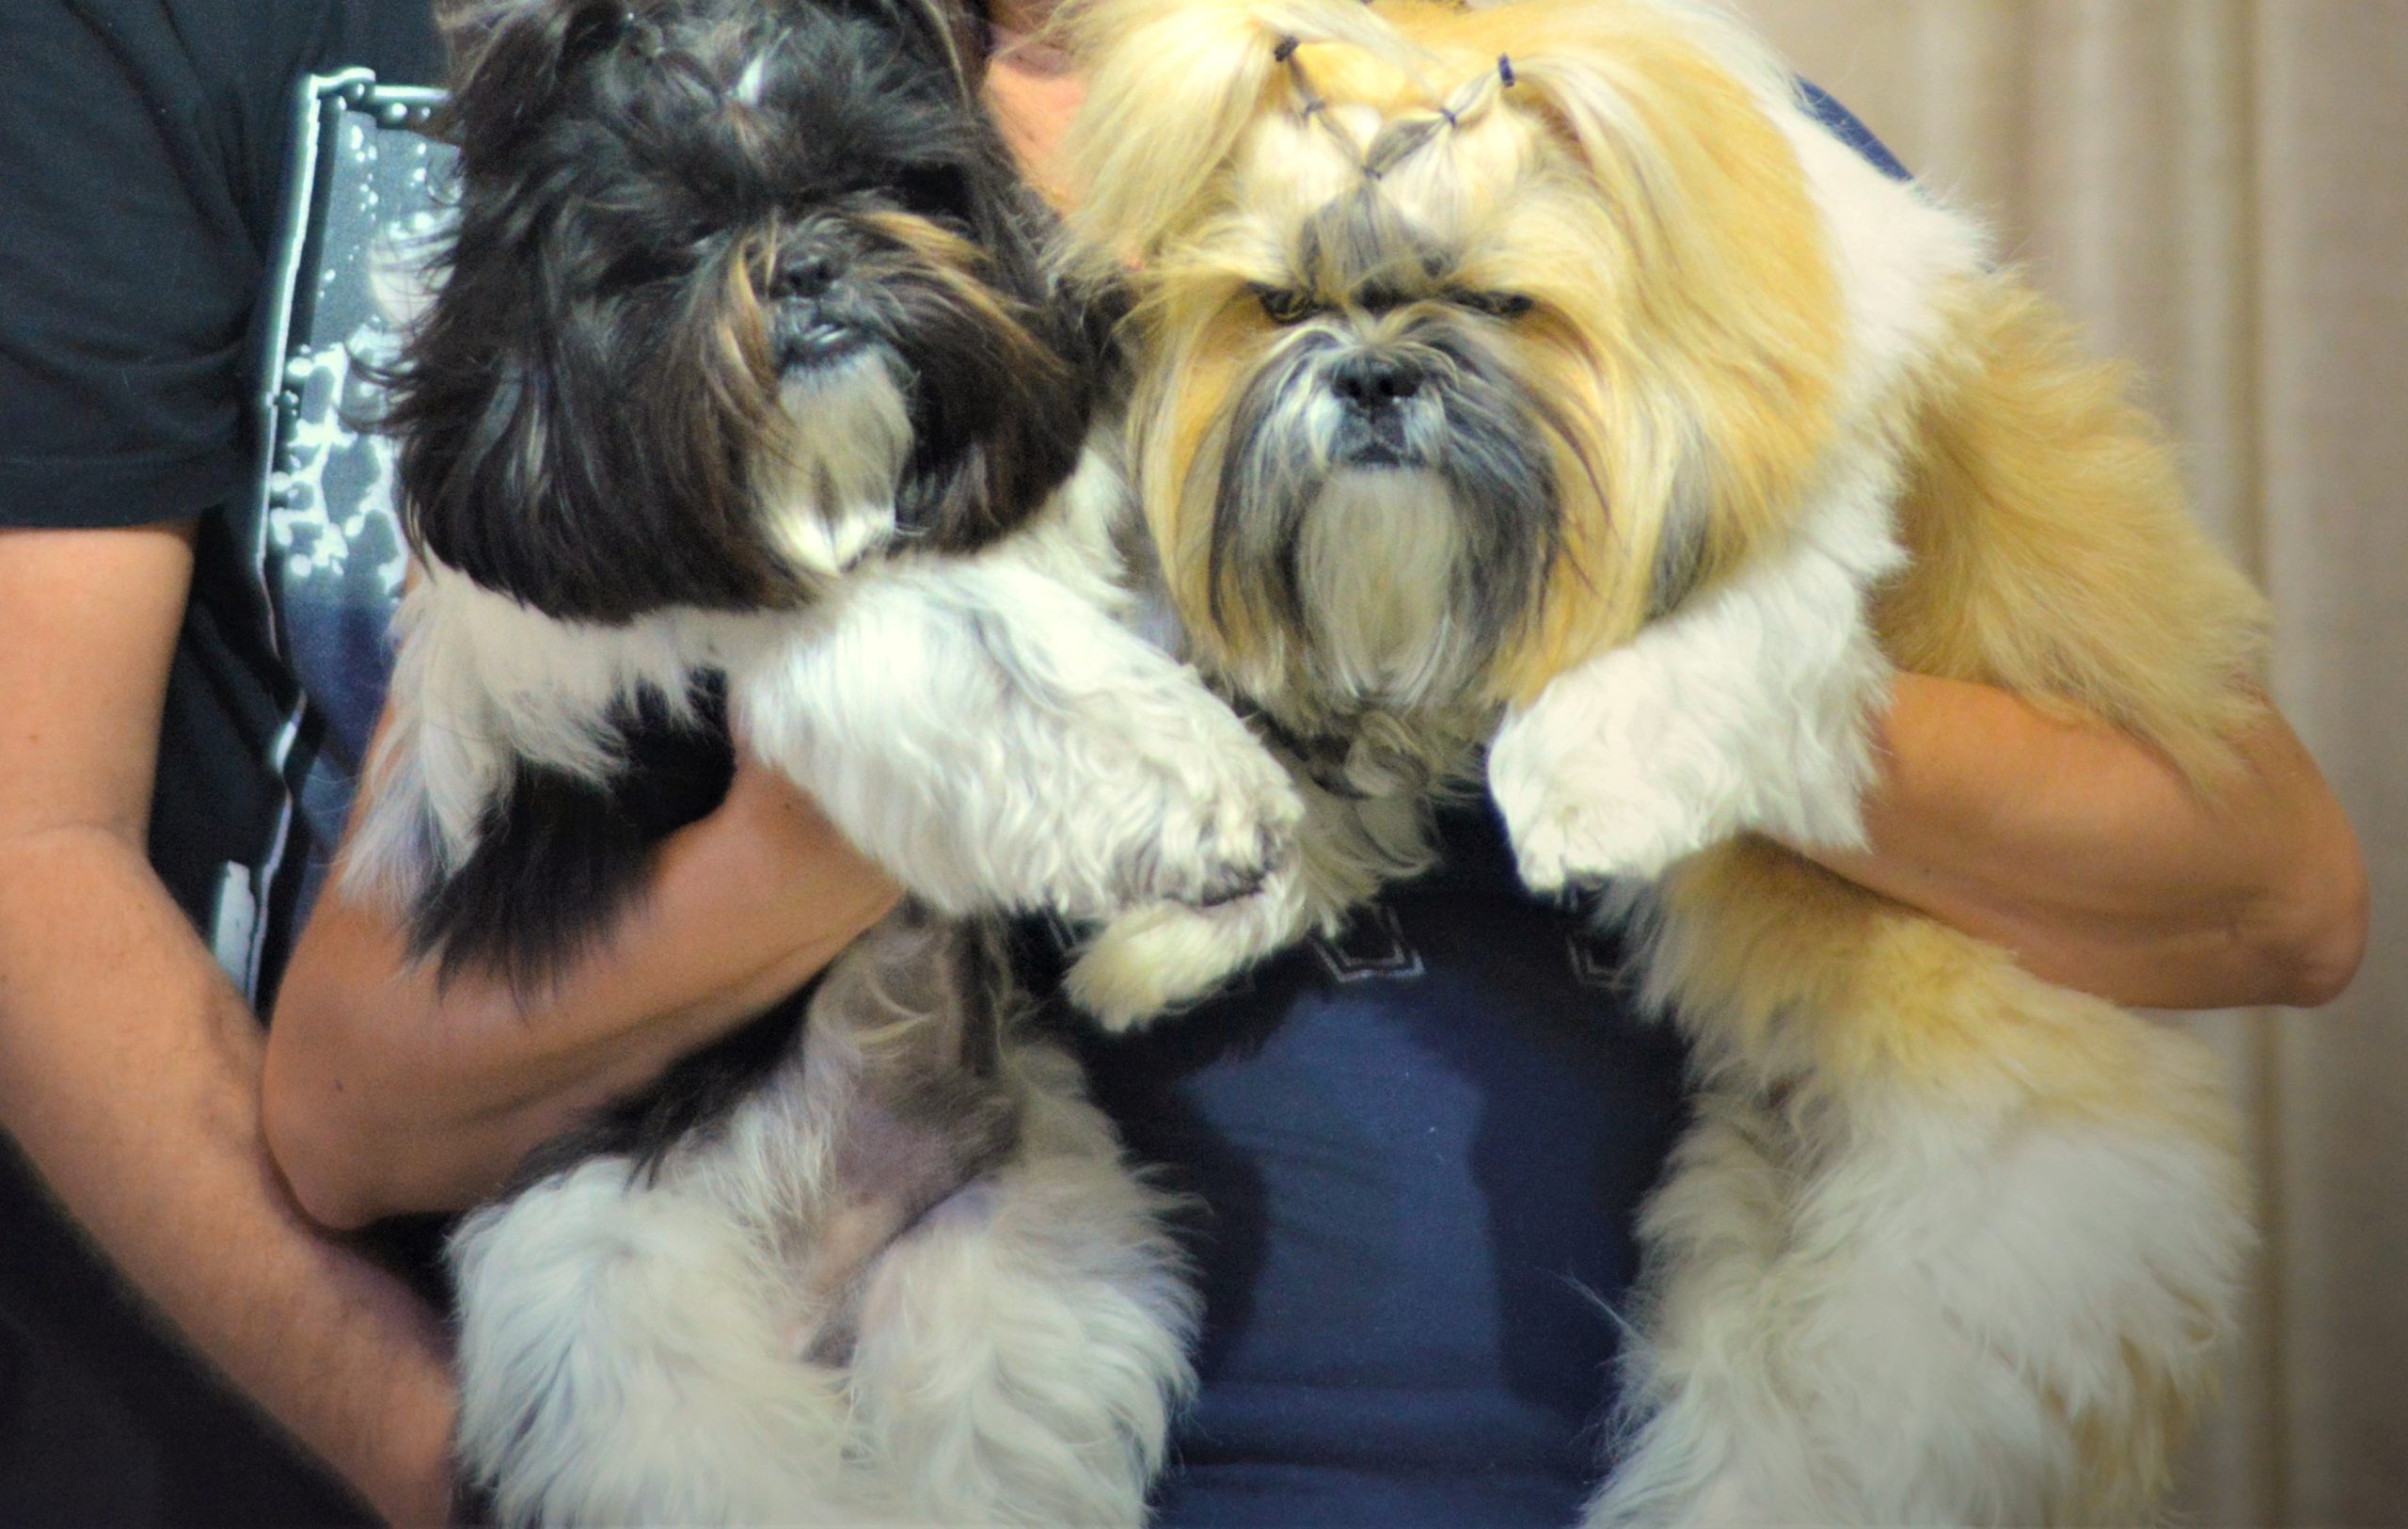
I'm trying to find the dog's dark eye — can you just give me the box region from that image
[606,247,689,290]
[1250,285,1317,326]
[895,165,972,221]
[1458,291,1536,320]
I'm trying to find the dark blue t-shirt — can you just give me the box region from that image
[1067,805,1688,1526]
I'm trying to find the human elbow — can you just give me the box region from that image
[261,1024,390,1232]
[2256,834,2371,1010]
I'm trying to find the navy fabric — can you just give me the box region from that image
[1800,78,1915,183]
[1065,807,1691,1526]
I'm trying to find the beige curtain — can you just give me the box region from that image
[1724,2,2408,1521]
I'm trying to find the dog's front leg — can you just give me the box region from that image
[1065,774,1431,1031]
[729,549,1302,922]
[1490,466,1907,891]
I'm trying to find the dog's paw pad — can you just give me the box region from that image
[1503,793,1703,890]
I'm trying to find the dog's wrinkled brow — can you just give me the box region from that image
[1291,189,1451,301]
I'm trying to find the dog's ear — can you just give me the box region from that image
[1436,0,1855,693]
[433,0,643,167]
[388,256,636,616]
[894,269,1098,549]
[857,178,1101,547]
[1058,0,1418,279]
[388,233,795,621]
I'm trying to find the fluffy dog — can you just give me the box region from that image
[356,0,1299,1519]
[1058,0,2263,1521]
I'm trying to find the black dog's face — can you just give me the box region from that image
[393,0,1094,623]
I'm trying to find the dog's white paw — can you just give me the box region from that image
[1488,713,1728,894]
[1497,775,1722,893]
[1076,710,1305,918]
[1134,760,1301,912]
[1067,867,1306,1032]
[1066,904,1249,1033]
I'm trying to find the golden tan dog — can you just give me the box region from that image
[1057,0,2265,1520]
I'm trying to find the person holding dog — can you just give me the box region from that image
[0,0,2367,1522]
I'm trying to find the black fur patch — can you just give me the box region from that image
[1419,326,1562,650]
[1210,327,1342,635]
[1646,506,1707,620]
[409,682,736,994]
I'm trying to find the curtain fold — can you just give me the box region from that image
[1732,3,2408,1521]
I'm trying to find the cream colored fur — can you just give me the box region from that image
[1058,0,2266,1520]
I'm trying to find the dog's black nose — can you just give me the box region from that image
[1330,352,1424,410]
[774,252,839,301]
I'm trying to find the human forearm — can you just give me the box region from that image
[0,827,455,1524]
[265,757,899,1228]
[1797,671,2368,1010]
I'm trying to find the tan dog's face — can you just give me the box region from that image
[1077,0,1852,779]
[1149,56,1572,754]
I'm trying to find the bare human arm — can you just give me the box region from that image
[262,722,901,1231]
[1795,671,2368,1011]
[0,523,454,1524]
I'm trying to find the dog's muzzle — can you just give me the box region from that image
[1326,349,1431,469]
[770,255,877,374]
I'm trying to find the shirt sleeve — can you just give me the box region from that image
[0,1,278,529]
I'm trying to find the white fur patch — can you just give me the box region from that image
[1771,96,1989,431]
[1591,1043,2249,1526]
[451,941,1198,1527]
[342,560,741,905]
[848,1042,1200,1525]
[451,1160,861,1527]
[759,355,913,579]
[1490,446,1907,890]
[724,485,1303,921]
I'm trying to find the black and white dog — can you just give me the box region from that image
[356,0,1295,1519]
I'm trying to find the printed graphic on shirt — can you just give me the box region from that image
[1311,904,1425,982]
[243,73,452,971]
[260,79,451,774]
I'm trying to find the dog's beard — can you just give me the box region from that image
[1294,468,1481,711]
[1199,313,1561,784]
[757,353,914,578]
